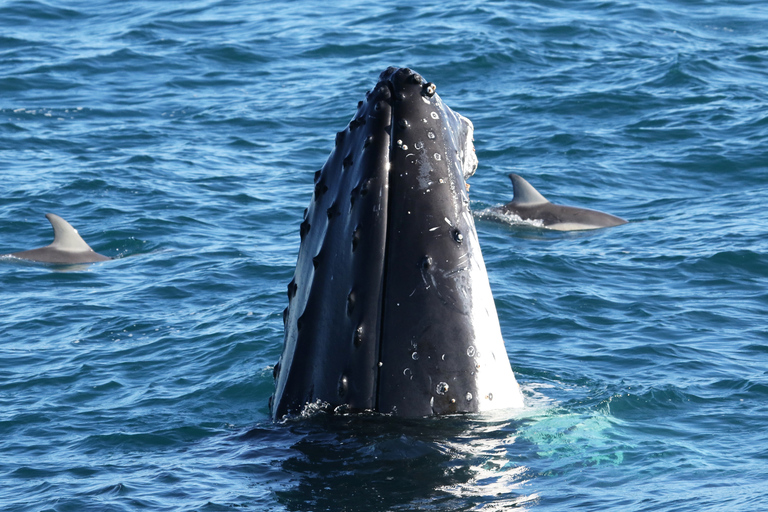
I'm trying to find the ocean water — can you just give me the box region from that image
[1,0,767,510]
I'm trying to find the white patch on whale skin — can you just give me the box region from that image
[416,150,432,190]
[455,113,479,180]
[462,210,525,411]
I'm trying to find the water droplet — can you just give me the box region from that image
[466,345,476,357]
[436,382,449,395]
[414,141,423,150]
[488,393,494,401]
[431,112,439,119]
[428,131,435,139]
[338,375,348,396]
[412,352,419,360]
[466,392,473,401]
[434,153,441,161]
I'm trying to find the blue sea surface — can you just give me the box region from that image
[2,0,767,510]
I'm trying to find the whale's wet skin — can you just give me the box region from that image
[271,67,524,420]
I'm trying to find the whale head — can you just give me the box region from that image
[271,67,523,420]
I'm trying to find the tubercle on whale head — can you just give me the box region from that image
[378,66,479,182]
[310,66,479,208]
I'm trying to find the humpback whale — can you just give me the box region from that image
[2,213,111,264]
[271,67,524,420]
[491,173,627,231]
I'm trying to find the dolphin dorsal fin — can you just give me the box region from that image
[45,213,93,252]
[509,174,549,206]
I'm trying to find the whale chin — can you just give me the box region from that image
[271,67,524,420]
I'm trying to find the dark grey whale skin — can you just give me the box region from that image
[271,67,518,420]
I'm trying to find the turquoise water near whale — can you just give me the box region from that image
[2,0,767,510]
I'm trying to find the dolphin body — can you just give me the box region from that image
[494,173,627,231]
[2,213,111,264]
[271,67,524,420]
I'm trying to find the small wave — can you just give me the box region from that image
[476,207,546,229]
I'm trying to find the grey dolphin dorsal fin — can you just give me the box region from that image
[509,173,549,206]
[45,213,93,252]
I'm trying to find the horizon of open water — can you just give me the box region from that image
[1,0,767,510]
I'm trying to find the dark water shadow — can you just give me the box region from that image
[247,412,536,511]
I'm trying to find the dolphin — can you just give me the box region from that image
[2,213,111,264]
[492,173,627,231]
[271,67,524,420]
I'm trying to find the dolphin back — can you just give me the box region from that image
[502,174,627,231]
[4,214,111,264]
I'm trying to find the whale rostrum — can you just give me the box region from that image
[271,67,524,419]
[492,173,627,231]
[2,213,111,264]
